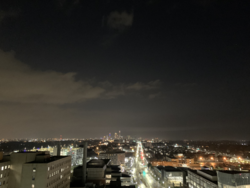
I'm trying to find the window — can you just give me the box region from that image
[0,174,2,178]
[5,166,7,169]
[33,168,36,172]
[8,165,10,169]
[48,167,50,171]
[32,184,35,188]
[1,167,3,171]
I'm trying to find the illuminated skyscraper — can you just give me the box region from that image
[114,133,118,139]
[119,130,121,139]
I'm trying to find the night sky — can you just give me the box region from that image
[0,0,249,140]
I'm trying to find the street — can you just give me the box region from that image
[132,141,164,188]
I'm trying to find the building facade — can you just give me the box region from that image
[188,170,218,188]
[20,155,71,188]
[0,161,11,188]
[99,151,125,166]
[217,171,250,188]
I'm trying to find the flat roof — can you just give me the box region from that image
[87,159,110,168]
[218,170,250,174]
[100,150,125,154]
[28,156,69,163]
[157,166,181,172]
[199,170,217,176]
[188,170,218,185]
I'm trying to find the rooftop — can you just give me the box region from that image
[87,159,110,168]
[218,170,250,174]
[156,166,181,172]
[100,150,125,154]
[188,170,218,185]
[28,156,69,163]
[199,170,217,176]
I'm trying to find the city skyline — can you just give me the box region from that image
[0,0,249,139]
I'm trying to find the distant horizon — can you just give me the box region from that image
[1,137,249,142]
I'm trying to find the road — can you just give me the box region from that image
[132,141,164,188]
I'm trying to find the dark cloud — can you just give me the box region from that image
[106,10,133,32]
[0,9,19,23]
[126,80,161,90]
[0,50,160,105]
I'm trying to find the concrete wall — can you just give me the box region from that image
[87,167,105,178]
[188,170,218,188]
[9,152,38,188]
[0,161,11,188]
[20,164,47,188]
[117,153,125,165]
[20,156,71,188]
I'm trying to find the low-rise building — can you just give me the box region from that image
[99,150,125,166]
[217,171,250,188]
[152,166,185,187]
[188,170,218,188]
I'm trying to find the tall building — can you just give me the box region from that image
[114,133,118,139]
[20,155,71,188]
[109,133,111,139]
[119,130,121,139]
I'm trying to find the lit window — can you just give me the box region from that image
[48,167,50,171]
[5,166,7,169]
[1,167,3,171]
[8,165,10,169]
[33,168,36,172]
[32,184,35,188]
